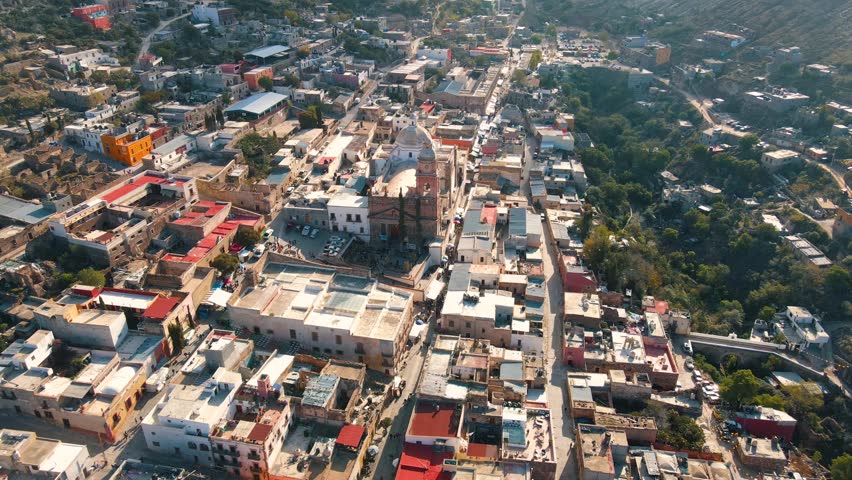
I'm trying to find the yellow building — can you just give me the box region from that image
[102,132,153,166]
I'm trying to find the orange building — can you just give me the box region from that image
[102,132,153,166]
[244,66,273,90]
[656,45,672,65]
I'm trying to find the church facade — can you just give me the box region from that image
[368,118,461,247]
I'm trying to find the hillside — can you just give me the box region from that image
[532,0,852,65]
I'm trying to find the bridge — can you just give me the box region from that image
[685,332,850,398]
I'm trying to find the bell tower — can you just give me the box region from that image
[416,143,438,198]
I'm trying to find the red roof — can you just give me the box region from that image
[101,174,185,204]
[466,443,498,459]
[480,205,497,226]
[162,220,239,263]
[247,423,273,443]
[336,424,365,449]
[409,402,458,438]
[142,296,180,320]
[645,300,670,315]
[395,443,452,480]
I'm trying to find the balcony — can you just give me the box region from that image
[248,452,261,461]
[250,465,263,473]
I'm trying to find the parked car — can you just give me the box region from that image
[310,228,319,238]
[261,228,274,240]
[301,225,311,236]
[253,244,266,258]
[683,341,693,355]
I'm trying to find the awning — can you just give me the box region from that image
[425,279,446,301]
[203,289,232,308]
[409,323,426,341]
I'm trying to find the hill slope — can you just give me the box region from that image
[535,0,852,64]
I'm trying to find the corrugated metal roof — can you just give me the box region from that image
[224,92,287,116]
[244,45,290,58]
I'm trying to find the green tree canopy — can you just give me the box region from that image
[832,454,852,480]
[75,268,106,287]
[211,253,240,275]
[720,369,760,407]
[235,229,261,247]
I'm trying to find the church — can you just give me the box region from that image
[368,116,462,247]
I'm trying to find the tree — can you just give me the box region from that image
[379,417,392,430]
[583,226,613,271]
[298,109,319,129]
[831,454,852,480]
[782,384,823,417]
[258,75,274,92]
[752,393,786,409]
[310,104,323,124]
[25,118,35,144]
[235,228,261,247]
[662,228,679,246]
[168,321,185,353]
[297,46,311,59]
[757,306,776,321]
[76,268,105,287]
[211,253,239,275]
[720,369,760,407]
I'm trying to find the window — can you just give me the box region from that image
[409,152,413,158]
[188,442,197,450]
[174,447,181,454]
[290,329,297,339]
[330,213,336,220]
[449,320,455,328]
[335,335,342,345]
[266,329,274,335]
[480,257,484,263]
[460,256,465,262]
[356,214,362,222]
[153,441,160,447]
[346,213,352,222]
[336,350,343,355]
[200,444,209,451]
[324,348,332,354]
[311,332,318,342]
[465,322,472,328]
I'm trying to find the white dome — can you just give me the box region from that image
[395,124,433,149]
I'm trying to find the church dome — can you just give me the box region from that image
[418,146,436,162]
[395,124,433,149]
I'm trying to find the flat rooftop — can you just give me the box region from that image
[409,401,460,438]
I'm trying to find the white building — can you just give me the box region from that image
[227,262,414,375]
[48,48,120,74]
[535,126,575,152]
[64,121,112,154]
[785,306,830,349]
[0,330,54,370]
[0,429,91,480]
[328,189,370,240]
[141,368,243,466]
[761,149,801,171]
[34,302,128,350]
[416,48,451,66]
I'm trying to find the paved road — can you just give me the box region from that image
[137,13,190,62]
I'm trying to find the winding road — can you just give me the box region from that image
[136,13,190,63]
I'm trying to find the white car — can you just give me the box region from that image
[310,228,319,238]
[301,225,311,236]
